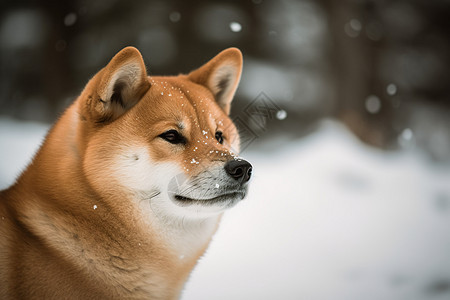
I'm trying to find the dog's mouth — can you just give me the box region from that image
[172,191,246,207]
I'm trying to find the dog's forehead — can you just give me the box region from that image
[146,77,227,130]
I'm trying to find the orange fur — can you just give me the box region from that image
[0,47,249,299]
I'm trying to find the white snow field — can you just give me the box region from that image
[1,117,450,300]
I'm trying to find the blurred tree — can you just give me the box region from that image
[318,0,450,151]
[318,0,394,148]
[41,0,77,115]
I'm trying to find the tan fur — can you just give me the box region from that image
[0,47,247,299]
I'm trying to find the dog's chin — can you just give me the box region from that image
[171,191,246,209]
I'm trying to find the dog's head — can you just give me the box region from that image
[76,47,252,221]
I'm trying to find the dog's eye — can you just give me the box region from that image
[159,130,186,144]
[215,131,224,144]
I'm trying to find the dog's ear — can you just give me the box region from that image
[188,48,243,115]
[84,47,150,123]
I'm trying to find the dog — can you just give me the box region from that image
[0,46,252,299]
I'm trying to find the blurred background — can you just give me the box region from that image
[1,0,450,299]
[1,0,450,158]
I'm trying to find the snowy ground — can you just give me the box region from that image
[1,118,450,300]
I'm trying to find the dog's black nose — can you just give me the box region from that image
[224,159,252,182]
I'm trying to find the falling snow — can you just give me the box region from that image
[276,110,287,120]
[229,22,242,33]
[169,11,181,23]
[386,83,397,96]
[365,95,381,114]
[344,18,362,38]
[398,128,415,149]
[64,13,77,27]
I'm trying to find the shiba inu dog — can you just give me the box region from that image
[0,47,252,299]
